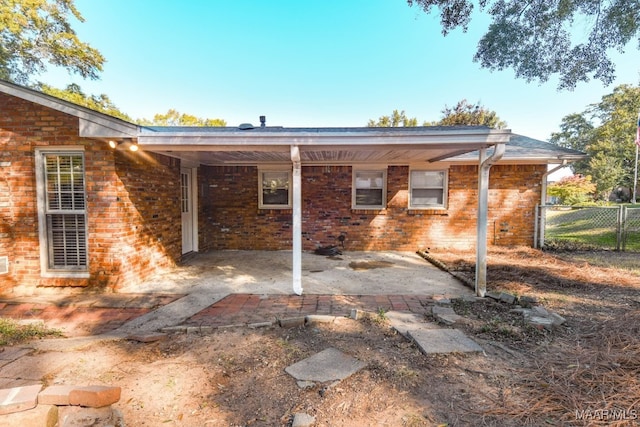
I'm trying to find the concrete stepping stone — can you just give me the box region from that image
[285,348,365,385]
[408,329,483,354]
[386,311,439,337]
[0,384,42,415]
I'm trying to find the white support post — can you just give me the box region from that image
[476,144,506,297]
[476,148,489,297]
[291,145,303,295]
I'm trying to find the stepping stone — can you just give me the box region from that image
[408,329,483,354]
[0,384,42,415]
[386,311,438,337]
[285,348,365,385]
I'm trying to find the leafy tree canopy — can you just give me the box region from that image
[548,174,597,205]
[430,99,507,128]
[368,101,506,128]
[138,109,227,127]
[0,0,104,84]
[37,82,132,121]
[550,84,640,200]
[407,0,640,90]
[367,109,419,127]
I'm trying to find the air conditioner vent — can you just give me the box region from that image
[0,256,7,275]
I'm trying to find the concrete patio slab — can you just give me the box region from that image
[285,347,366,385]
[122,250,471,297]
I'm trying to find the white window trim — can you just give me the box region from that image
[409,168,449,210]
[258,166,292,209]
[35,147,90,278]
[352,167,387,209]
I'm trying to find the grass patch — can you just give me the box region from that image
[0,318,62,346]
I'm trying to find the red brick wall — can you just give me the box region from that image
[0,92,181,293]
[199,164,544,252]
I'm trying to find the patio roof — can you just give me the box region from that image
[136,125,512,165]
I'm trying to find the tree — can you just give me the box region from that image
[0,0,104,84]
[36,83,132,121]
[431,99,506,128]
[407,0,640,90]
[367,109,418,127]
[138,109,227,127]
[550,84,640,200]
[548,174,597,205]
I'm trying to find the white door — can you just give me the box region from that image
[181,168,194,254]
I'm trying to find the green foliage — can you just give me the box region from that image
[432,99,507,128]
[0,318,62,346]
[367,109,418,127]
[548,175,596,205]
[407,0,640,89]
[368,101,506,128]
[37,82,132,121]
[0,0,104,84]
[550,84,640,200]
[138,109,227,127]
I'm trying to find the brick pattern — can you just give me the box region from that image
[0,92,181,292]
[199,164,544,251]
[187,293,435,327]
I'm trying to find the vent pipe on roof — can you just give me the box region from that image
[260,116,266,127]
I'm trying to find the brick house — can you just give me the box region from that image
[0,80,585,295]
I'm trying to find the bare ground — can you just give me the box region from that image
[28,249,640,426]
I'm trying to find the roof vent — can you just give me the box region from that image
[238,123,254,130]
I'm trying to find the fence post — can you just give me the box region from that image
[616,205,622,251]
[621,205,627,251]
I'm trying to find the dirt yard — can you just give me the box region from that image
[34,248,640,426]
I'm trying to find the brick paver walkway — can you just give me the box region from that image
[0,294,182,337]
[0,293,439,337]
[185,294,435,327]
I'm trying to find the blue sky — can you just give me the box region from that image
[42,0,639,141]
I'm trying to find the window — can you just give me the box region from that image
[259,169,291,208]
[36,149,89,276]
[409,170,448,209]
[353,169,386,209]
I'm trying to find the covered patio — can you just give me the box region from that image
[135,125,510,297]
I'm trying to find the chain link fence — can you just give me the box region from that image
[536,205,640,252]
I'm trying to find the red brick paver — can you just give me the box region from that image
[186,294,434,327]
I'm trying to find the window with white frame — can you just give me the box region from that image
[409,170,448,209]
[353,169,386,209]
[35,149,89,275]
[259,169,291,208]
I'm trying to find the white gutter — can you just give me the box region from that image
[475,144,506,297]
[291,145,303,295]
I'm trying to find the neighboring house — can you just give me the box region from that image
[0,80,585,295]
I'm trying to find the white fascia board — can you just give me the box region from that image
[137,129,511,148]
[79,117,138,138]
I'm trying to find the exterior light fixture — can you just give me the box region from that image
[108,139,139,152]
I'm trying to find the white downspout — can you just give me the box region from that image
[476,144,506,297]
[542,160,568,206]
[291,145,303,295]
[536,161,567,248]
